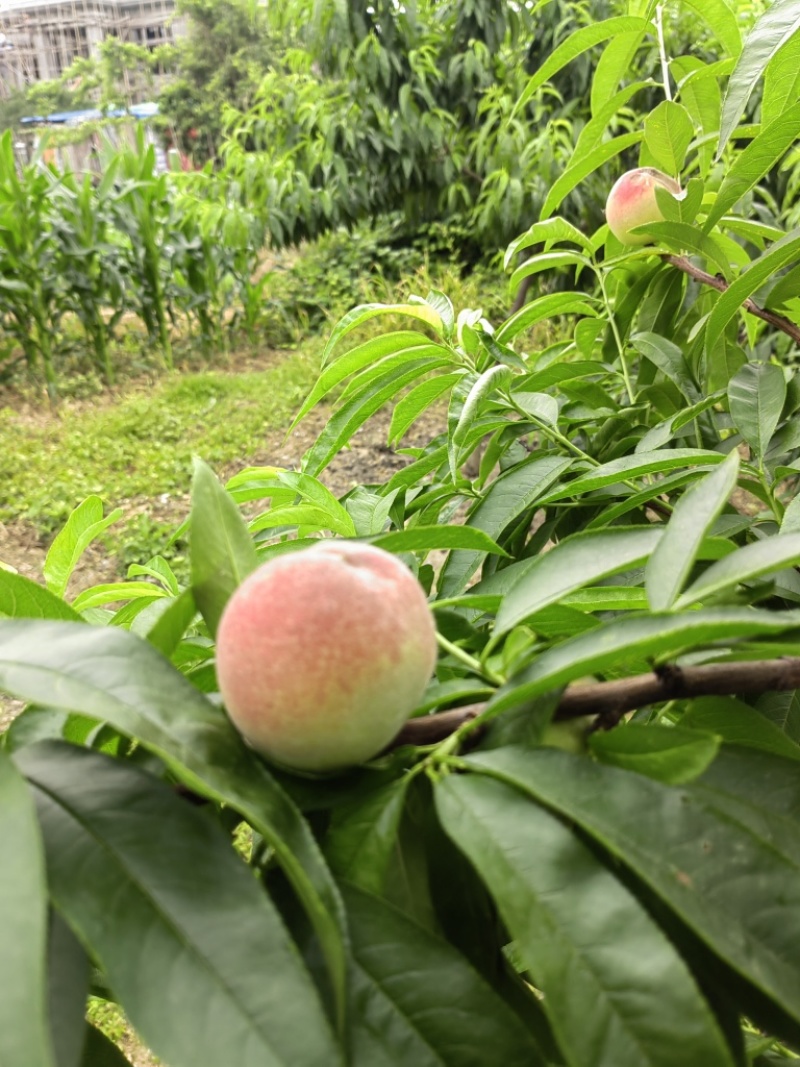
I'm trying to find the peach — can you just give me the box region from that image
[605,167,682,245]
[215,540,438,773]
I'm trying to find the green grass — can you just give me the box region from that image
[0,345,319,540]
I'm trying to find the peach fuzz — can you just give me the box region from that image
[215,540,438,773]
[605,167,682,245]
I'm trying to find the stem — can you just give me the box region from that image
[435,632,504,686]
[596,270,636,404]
[655,4,672,102]
[505,394,598,465]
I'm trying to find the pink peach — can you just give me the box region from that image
[605,167,682,245]
[215,541,438,773]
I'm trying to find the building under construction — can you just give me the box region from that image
[0,0,184,92]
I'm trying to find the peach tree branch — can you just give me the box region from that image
[665,254,800,346]
[389,657,800,748]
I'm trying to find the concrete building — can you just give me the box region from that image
[0,0,184,92]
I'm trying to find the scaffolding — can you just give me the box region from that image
[0,0,182,96]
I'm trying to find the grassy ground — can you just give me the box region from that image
[0,344,320,569]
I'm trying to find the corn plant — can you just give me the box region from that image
[48,162,127,385]
[170,194,232,356]
[0,132,63,397]
[111,131,176,368]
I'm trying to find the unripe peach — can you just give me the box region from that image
[605,167,682,245]
[215,541,438,773]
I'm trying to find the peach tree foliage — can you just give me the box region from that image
[6,3,800,1065]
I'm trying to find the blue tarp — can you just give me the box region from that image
[20,102,159,126]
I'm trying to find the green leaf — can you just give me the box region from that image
[645,451,740,611]
[636,392,725,453]
[509,250,592,291]
[127,557,179,596]
[322,304,444,363]
[16,742,341,1067]
[189,459,258,639]
[755,689,800,744]
[644,101,694,174]
[631,332,701,401]
[762,28,800,126]
[588,723,721,783]
[706,230,800,357]
[718,0,800,153]
[303,358,448,477]
[516,360,609,393]
[539,449,725,504]
[633,221,731,278]
[591,31,647,115]
[707,102,800,231]
[0,620,349,1033]
[680,697,800,761]
[780,492,800,533]
[146,588,197,658]
[450,364,511,478]
[514,17,650,116]
[422,290,455,337]
[504,218,594,263]
[292,332,435,427]
[343,883,545,1066]
[273,472,356,537]
[436,773,734,1067]
[494,526,661,636]
[71,582,169,613]
[496,293,599,344]
[677,533,800,607]
[43,497,123,600]
[539,132,644,221]
[344,488,399,538]
[727,363,787,459]
[250,504,343,534]
[678,0,741,58]
[325,779,411,895]
[47,910,90,1067]
[438,455,573,597]
[486,609,800,718]
[574,82,650,157]
[388,373,463,445]
[672,57,721,176]
[693,744,800,829]
[0,748,54,1067]
[371,526,509,556]
[464,746,800,1038]
[0,570,83,622]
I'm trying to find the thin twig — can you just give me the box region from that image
[655,5,672,102]
[388,657,800,749]
[665,254,800,346]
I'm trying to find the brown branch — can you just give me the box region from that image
[388,657,800,749]
[664,254,800,346]
[461,166,484,185]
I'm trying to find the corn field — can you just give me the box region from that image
[0,129,270,394]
